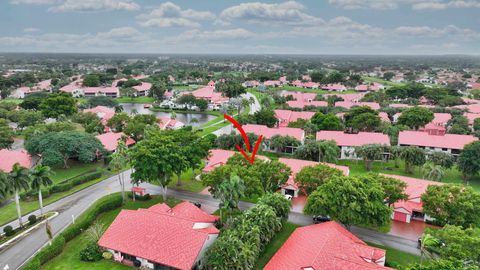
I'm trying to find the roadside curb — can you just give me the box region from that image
[0,211,59,250]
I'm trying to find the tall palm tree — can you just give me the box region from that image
[420,233,439,262]
[30,165,53,216]
[422,163,445,181]
[8,163,31,227]
[0,171,8,200]
[213,174,245,223]
[109,140,129,203]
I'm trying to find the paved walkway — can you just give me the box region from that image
[0,169,421,270]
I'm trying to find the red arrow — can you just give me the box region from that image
[224,114,263,164]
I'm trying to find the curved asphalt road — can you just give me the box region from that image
[1,168,420,270]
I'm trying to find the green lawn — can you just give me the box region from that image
[168,168,206,193]
[367,242,422,267]
[0,98,23,104]
[338,159,480,191]
[42,195,180,270]
[116,96,155,103]
[253,222,300,270]
[0,163,109,226]
[51,160,104,184]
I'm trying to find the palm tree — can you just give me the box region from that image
[0,171,8,200]
[8,163,31,227]
[213,174,245,223]
[109,140,129,203]
[317,140,339,163]
[422,163,445,181]
[30,165,53,216]
[420,233,439,262]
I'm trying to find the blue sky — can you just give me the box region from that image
[1,0,479,54]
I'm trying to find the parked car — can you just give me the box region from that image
[193,202,202,208]
[284,194,293,200]
[313,215,331,224]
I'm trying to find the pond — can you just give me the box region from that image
[120,103,217,127]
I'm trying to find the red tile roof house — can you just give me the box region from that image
[202,149,269,173]
[275,110,315,127]
[335,101,381,110]
[158,117,185,130]
[316,131,391,159]
[264,221,391,270]
[83,86,120,98]
[278,158,349,198]
[355,82,384,92]
[83,106,116,126]
[321,83,347,92]
[464,112,480,127]
[0,149,34,172]
[98,202,219,270]
[281,91,328,109]
[95,132,135,152]
[382,174,443,223]
[132,82,152,97]
[398,130,477,156]
[241,124,305,153]
[190,85,229,110]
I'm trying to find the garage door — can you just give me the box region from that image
[393,211,407,222]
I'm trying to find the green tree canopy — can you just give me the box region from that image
[311,112,343,131]
[344,106,381,132]
[457,141,480,181]
[401,146,426,174]
[39,92,77,118]
[25,131,106,168]
[397,107,434,130]
[295,164,343,195]
[422,184,480,227]
[304,175,392,229]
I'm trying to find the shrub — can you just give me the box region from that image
[21,258,41,270]
[28,215,37,225]
[102,251,113,260]
[61,194,122,242]
[127,193,151,201]
[3,225,14,237]
[36,236,65,264]
[79,242,103,262]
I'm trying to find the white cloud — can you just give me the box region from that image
[394,25,480,40]
[328,0,402,9]
[23,27,40,33]
[412,0,480,10]
[218,1,323,26]
[137,2,214,28]
[10,0,58,4]
[166,28,255,43]
[48,0,140,12]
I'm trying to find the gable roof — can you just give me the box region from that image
[0,149,33,172]
[242,124,304,141]
[98,203,219,270]
[381,174,443,200]
[316,131,390,147]
[95,132,135,152]
[398,131,477,150]
[203,149,267,173]
[264,221,390,270]
[275,110,315,127]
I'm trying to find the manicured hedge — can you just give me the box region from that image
[20,170,104,201]
[21,193,123,270]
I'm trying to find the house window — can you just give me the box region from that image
[442,148,448,151]
[121,253,136,261]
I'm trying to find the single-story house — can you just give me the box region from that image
[264,221,391,270]
[398,130,477,156]
[95,132,135,152]
[383,174,442,223]
[190,86,229,110]
[83,106,115,126]
[0,149,34,172]
[316,131,390,159]
[202,149,268,173]
[242,124,305,153]
[464,112,480,127]
[335,101,381,110]
[287,100,328,109]
[274,110,315,127]
[321,83,347,92]
[98,202,219,270]
[158,117,185,130]
[278,158,349,197]
[355,82,384,92]
[10,79,52,99]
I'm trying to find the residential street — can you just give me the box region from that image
[1,170,419,270]
[212,92,260,136]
